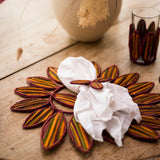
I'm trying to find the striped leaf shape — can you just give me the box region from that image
[101,65,119,81]
[96,77,111,83]
[92,61,101,78]
[70,80,91,85]
[133,93,160,105]
[148,21,155,33]
[139,105,160,117]
[14,87,50,98]
[128,124,160,141]
[47,67,62,84]
[10,98,49,112]
[69,116,93,153]
[128,82,154,96]
[114,73,139,87]
[140,115,160,130]
[27,77,58,90]
[142,32,154,62]
[53,93,76,108]
[137,19,146,40]
[23,107,54,129]
[41,112,67,150]
[129,31,140,61]
[90,81,103,90]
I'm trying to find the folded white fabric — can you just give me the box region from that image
[57,57,141,146]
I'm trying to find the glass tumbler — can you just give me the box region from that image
[129,7,160,65]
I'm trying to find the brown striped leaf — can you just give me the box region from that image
[139,105,160,117]
[90,81,103,90]
[137,19,146,40]
[128,82,154,96]
[114,73,139,87]
[53,93,76,108]
[142,32,154,62]
[27,77,58,90]
[101,65,119,81]
[69,116,93,153]
[23,107,54,129]
[133,93,160,105]
[14,87,50,98]
[148,21,155,34]
[95,77,111,83]
[92,61,101,78]
[70,80,91,85]
[10,98,49,112]
[129,31,141,62]
[128,124,160,141]
[41,112,67,150]
[50,92,73,114]
[140,115,160,130]
[47,67,62,84]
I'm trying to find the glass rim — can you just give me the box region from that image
[132,7,160,19]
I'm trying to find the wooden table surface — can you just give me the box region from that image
[1,0,160,160]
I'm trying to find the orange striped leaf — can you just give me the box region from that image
[41,112,67,150]
[139,105,160,117]
[90,81,103,90]
[69,116,93,153]
[133,93,160,105]
[114,73,139,87]
[140,115,160,130]
[101,65,119,81]
[95,77,111,83]
[10,98,49,112]
[23,107,54,129]
[129,31,140,61]
[92,61,101,78]
[47,67,62,84]
[53,93,76,108]
[128,82,154,96]
[14,87,50,98]
[142,32,154,62]
[128,124,160,141]
[27,77,58,90]
[70,80,91,85]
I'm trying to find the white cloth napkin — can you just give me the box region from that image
[57,57,141,146]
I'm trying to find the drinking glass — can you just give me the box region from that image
[129,7,160,65]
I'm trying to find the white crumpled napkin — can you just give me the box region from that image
[57,57,141,147]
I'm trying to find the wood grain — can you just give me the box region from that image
[1,0,160,160]
[0,0,76,79]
